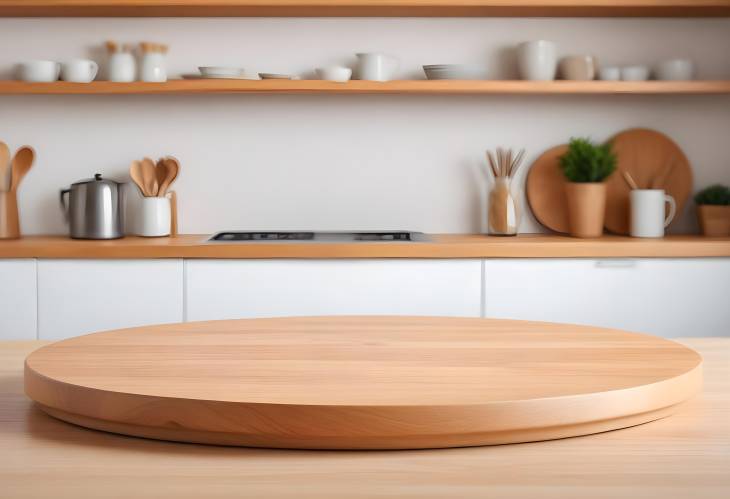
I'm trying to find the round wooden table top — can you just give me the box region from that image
[25,316,702,450]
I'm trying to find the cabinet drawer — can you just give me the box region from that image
[38,259,183,340]
[483,258,730,337]
[186,259,481,321]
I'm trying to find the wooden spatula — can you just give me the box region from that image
[0,141,10,191]
[157,156,179,197]
[141,157,158,197]
[129,160,148,196]
[9,146,35,192]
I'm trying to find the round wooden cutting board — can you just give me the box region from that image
[605,128,693,234]
[25,316,702,450]
[526,144,570,233]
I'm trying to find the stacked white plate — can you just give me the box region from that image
[423,64,486,80]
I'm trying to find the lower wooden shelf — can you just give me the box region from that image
[25,316,702,449]
[1,80,730,95]
[0,234,728,259]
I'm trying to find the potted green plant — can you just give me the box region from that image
[559,137,617,238]
[695,184,730,237]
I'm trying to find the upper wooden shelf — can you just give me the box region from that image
[0,0,729,17]
[2,80,730,95]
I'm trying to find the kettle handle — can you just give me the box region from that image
[59,188,70,222]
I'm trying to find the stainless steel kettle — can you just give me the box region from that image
[60,174,123,239]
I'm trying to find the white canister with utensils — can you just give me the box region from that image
[137,196,171,237]
[109,52,136,82]
[630,189,676,238]
[140,43,168,82]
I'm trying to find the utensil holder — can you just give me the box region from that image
[137,196,171,237]
[0,190,20,239]
[488,177,520,236]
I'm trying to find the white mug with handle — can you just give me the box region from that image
[630,189,676,238]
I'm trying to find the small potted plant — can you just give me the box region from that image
[695,184,730,236]
[559,137,617,238]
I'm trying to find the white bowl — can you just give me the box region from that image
[423,64,485,80]
[315,66,352,82]
[621,65,650,81]
[598,66,620,81]
[18,60,60,82]
[198,66,244,77]
[655,59,695,81]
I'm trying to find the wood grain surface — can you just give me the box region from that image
[3,338,729,498]
[1,80,730,95]
[1,1,729,17]
[1,234,729,259]
[606,128,693,235]
[24,316,702,449]
[526,144,570,233]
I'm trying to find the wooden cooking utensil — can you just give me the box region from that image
[605,128,692,235]
[129,160,148,196]
[0,141,10,192]
[622,171,639,191]
[169,190,178,236]
[157,156,179,197]
[141,157,159,197]
[9,146,34,192]
[155,158,168,193]
[526,144,571,234]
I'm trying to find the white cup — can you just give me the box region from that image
[60,59,99,83]
[315,66,352,82]
[355,53,399,81]
[598,66,620,81]
[621,65,650,81]
[655,59,695,81]
[516,40,557,81]
[137,197,171,237]
[18,60,60,82]
[630,189,677,238]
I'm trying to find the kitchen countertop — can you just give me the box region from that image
[2,338,729,498]
[0,234,729,259]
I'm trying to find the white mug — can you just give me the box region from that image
[355,53,399,82]
[61,59,99,83]
[18,60,60,82]
[630,189,676,238]
[137,197,171,237]
[516,40,557,81]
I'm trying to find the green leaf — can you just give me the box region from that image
[559,137,617,183]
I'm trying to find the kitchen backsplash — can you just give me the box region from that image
[1,17,729,234]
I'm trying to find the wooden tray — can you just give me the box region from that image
[24,316,702,450]
[605,128,693,234]
[526,144,570,233]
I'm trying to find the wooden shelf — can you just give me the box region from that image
[1,0,729,17]
[2,80,730,96]
[0,234,728,259]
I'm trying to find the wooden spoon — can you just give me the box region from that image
[157,156,179,197]
[0,141,10,192]
[141,157,159,197]
[129,160,148,196]
[9,146,35,192]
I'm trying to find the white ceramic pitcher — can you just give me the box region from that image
[355,53,399,81]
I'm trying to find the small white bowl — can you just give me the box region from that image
[621,65,650,81]
[18,60,60,82]
[598,66,620,81]
[655,59,695,81]
[198,66,244,77]
[315,66,352,82]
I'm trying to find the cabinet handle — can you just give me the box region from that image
[594,260,637,268]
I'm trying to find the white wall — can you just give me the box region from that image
[1,17,729,235]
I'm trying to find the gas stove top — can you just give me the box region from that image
[208,231,429,242]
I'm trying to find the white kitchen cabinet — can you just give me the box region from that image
[482,258,730,338]
[38,260,183,340]
[186,259,482,321]
[0,259,37,340]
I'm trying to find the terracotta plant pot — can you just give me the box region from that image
[564,182,606,238]
[697,205,730,237]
